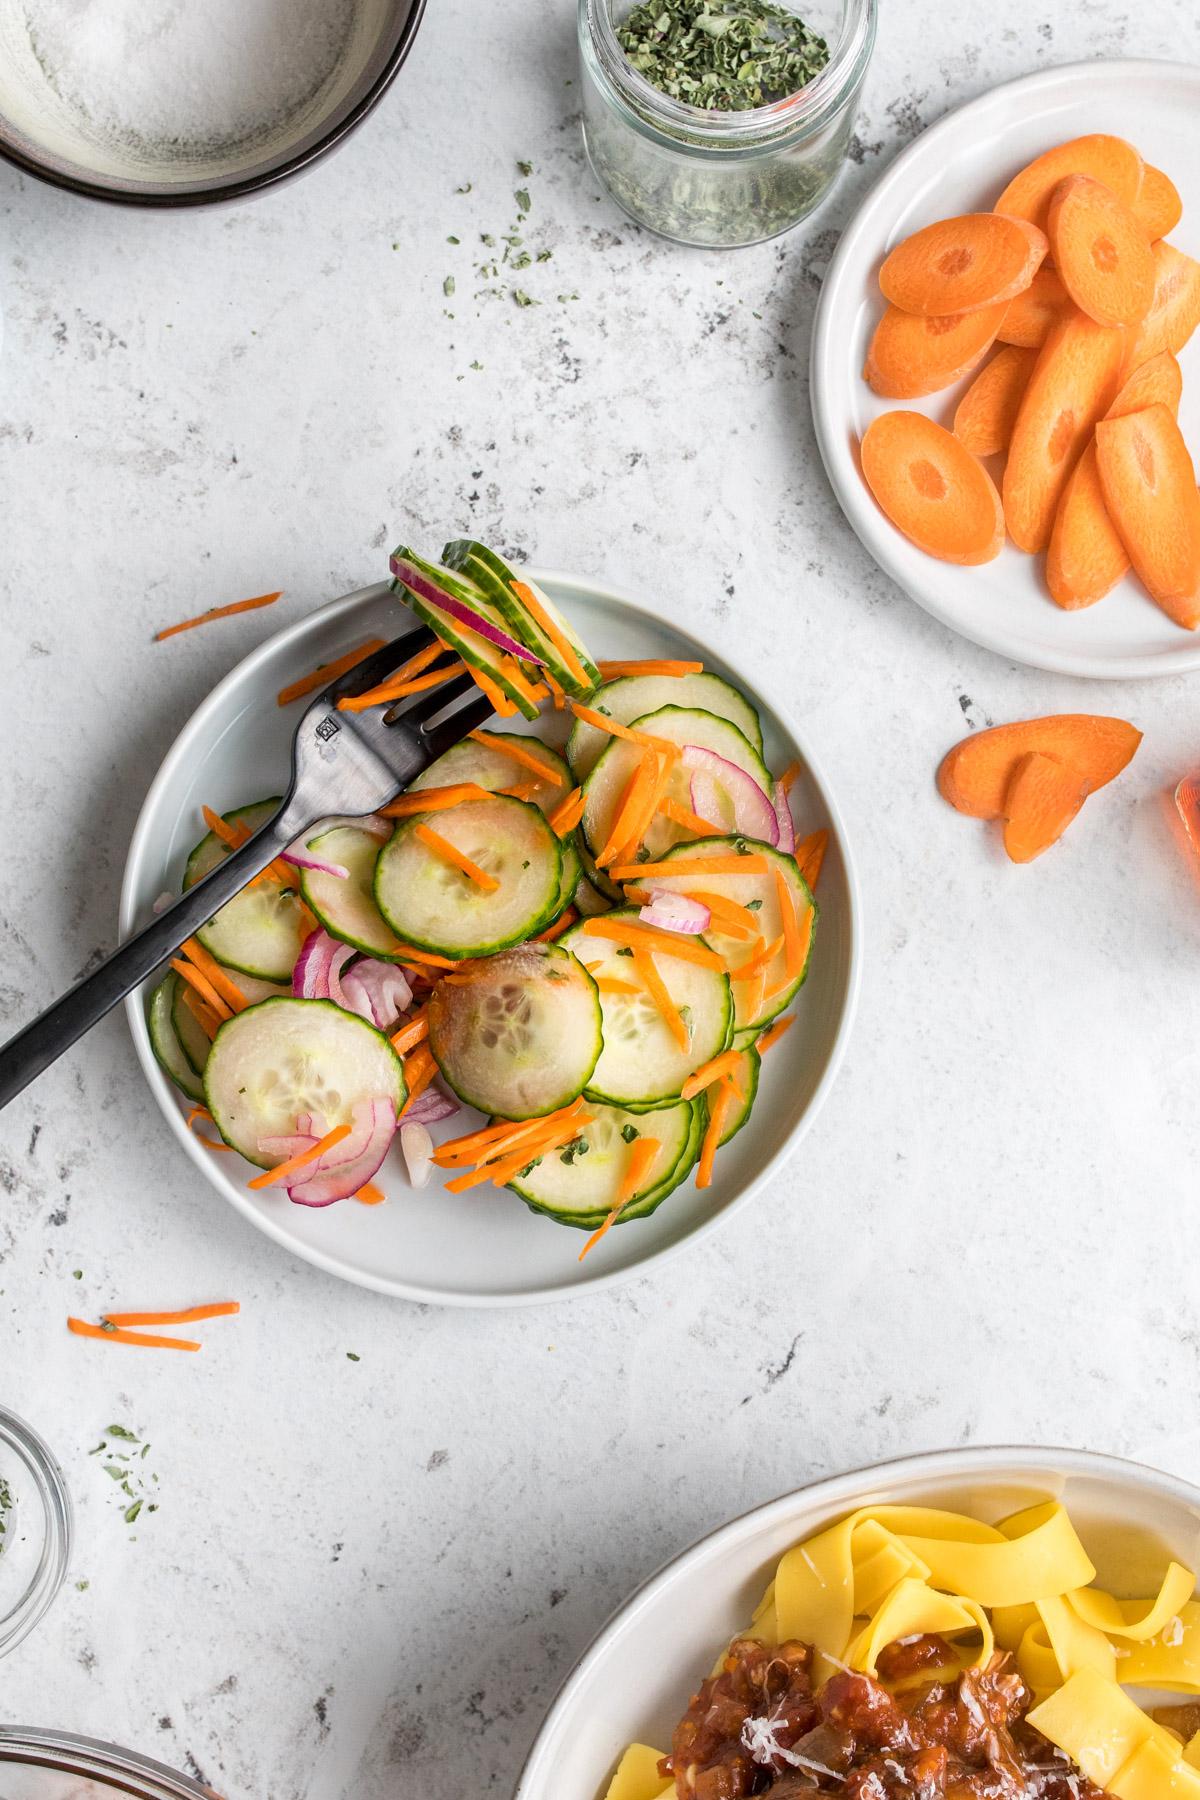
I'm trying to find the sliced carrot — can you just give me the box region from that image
[356,1183,386,1205]
[467,729,562,783]
[277,638,387,706]
[444,1117,595,1191]
[170,958,233,1024]
[608,853,769,880]
[1124,242,1200,371]
[794,828,828,890]
[953,346,1039,457]
[510,580,590,688]
[247,1122,351,1190]
[860,412,1005,565]
[1047,175,1154,328]
[381,783,495,817]
[179,985,220,1041]
[880,213,1046,316]
[996,266,1071,349]
[596,757,655,870]
[544,671,566,710]
[1131,165,1182,242]
[337,659,465,713]
[659,795,724,837]
[496,781,543,802]
[1002,309,1125,552]
[596,660,703,679]
[394,945,459,970]
[390,1007,429,1055]
[776,761,800,795]
[937,715,1142,819]
[567,703,677,759]
[993,134,1144,232]
[577,1136,663,1261]
[680,889,761,938]
[775,867,807,986]
[68,1318,201,1351]
[738,967,766,1023]
[468,665,518,718]
[696,1084,734,1190]
[412,823,499,891]
[731,936,784,980]
[434,1100,588,1168]
[593,974,642,995]
[154,590,281,642]
[497,654,549,709]
[398,1044,438,1117]
[681,1048,745,1101]
[1095,403,1200,629]
[202,804,250,850]
[548,787,585,836]
[864,300,1009,399]
[1001,752,1092,864]
[533,907,578,943]
[631,948,689,1054]
[757,1014,795,1054]
[580,917,727,968]
[187,1111,235,1152]
[180,938,247,1012]
[1109,348,1184,419]
[103,1302,240,1327]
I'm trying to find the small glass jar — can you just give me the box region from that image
[578,0,876,248]
[0,1405,73,1660]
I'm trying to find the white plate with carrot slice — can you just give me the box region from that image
[811,57,1200,678]
[119,569,860,1308]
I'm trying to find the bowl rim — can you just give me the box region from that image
[514,1442,1200,1797]
[118,570,863,1308]
[0,0,428,208]
[0,1726,214,1796]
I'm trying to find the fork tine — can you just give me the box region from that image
[423,691,497,757]
[390,669,478,728]
[320,625,434,703]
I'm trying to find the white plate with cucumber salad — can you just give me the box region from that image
[121,554,861,1306]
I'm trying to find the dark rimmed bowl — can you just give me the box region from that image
[0,0,427,207]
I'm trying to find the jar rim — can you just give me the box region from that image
[0,1405,73,1660]
[582,0,877,147]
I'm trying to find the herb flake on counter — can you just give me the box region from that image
[513,289,539,308]
[615,0,828,111]
[443,275,456,297]
[0,1475,12,1550]
[515,188,531,214]
[517,159,533,177]
[346,1352,361,1362]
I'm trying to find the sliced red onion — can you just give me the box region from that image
[287,1096,397,1208]
[293,929,354,1010]
[390,555,546,667]
[297,1112,327,1139]
[257,1132,318,1160]
[340,961,413,1030]
[282,843,350,879]
[684,745,779,846]
[639,891,711,935]
[403,1085,460,1125]
[772,781,796,854]
[400,1121,434,1188]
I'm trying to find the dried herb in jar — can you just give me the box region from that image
[616,0,828,111]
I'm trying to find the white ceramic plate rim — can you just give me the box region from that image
[119,572,863,1309]
[811,56,1200,681]
[514,1443,1200,1797]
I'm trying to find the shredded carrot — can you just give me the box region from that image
[398,1044,437,1117]
[395,945,459,970]
[444,1117,595,1191]
[533,907,578,943]
[467,664,518,717]
[155,590,281,642]
[631,947,689,1054]
[510,580,590,687]
[355,1183,386,1205]
[568,703,677,758]
[412,823,499,891]
[338,658,465,713]
[68,1318,202,1351]
[581,917,726,969]
[659,795,724,837]
[186,1111,234,1152]
[179,985,220,1041]
[766,904,812,1001]
[731,935,784,980]
[757,1015,795,1054]
[776,867,806,987]
[434,1099,588,1168]
[201,805,248,850]
[696,1083,734,1189]
[390,1008,429,1055]
[545,671,566,710]
[467,729,562,782]
[103,1302,240,1327]
[381,783,494,817]
[614,748,675,867]
[577,1135,663,1261]
[593,974,641,995]
[185,1105,213,1127]
[777,761,801,795]
[276,638,387,707]
[596,660,703,679]
[548,786,585,836]
[247,1122,352,1190]
[681,1049,746,1101]
[794,828,828,890]
[497,780,542,801]
[597,755,656,869]
[181,938,247,1012]
[739,966,766,1023]
[170,958,233,1023]
[681,889,761,939]
[608,853,769,881]
[498,655,549,709]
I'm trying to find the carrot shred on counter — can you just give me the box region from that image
[469,666,518,717]
[577,1135,663,1261]
[681,1049,746,1101]
[103,1302,240,1327]
[631,947,689,1054]
[412,823,499,891]
[154,590,281,642]
[68,1318,201,1351]
[181,937,247,1012]
[247,1122,352,1190]
[467,729,562,782]
[596,660,703,679]
[533,907,578,943]
[381,783,493,818]
[390,1008,429,1055]
[276,638,388,706]
[777,760,801,795]
[510,580,590,688]
[170,958,233,1023]
[355,1183,386,1205]
[179,986,221,1041]
[659,795,724,837]
[580,917,726,969]
[548,787,585,836]
[696,1083,734,1189]
[608,852,769,880]
[757,1015,795,1054]
[731,935,784,980]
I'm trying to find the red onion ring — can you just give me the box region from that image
[390,555,546,667]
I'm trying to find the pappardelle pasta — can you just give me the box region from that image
[606,1499,1200,1800]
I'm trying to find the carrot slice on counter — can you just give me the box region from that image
[696,1084,734,1190]
[879,213,1047,316]
[337,659,465,713]
[757,1014,795,1054]
[1095,403,1200,629]
[103,1302,240,1327]
[1131,164,1182,242]
[630,948,689,1054]
[277,638,387,706]
[580,917,726,968]
[937,715,1142,819]
[996,266,1071,349]
[860,412,1005,565]
[180,938,247,1012]
[953,346,1039,457]
[381,783,494,817]
[864,301,1008,399]
[1002,309,1125,552]
[794,829,828,890]
[510,580,590,688]
[412,823,499,891]
[596,659,703,679]
[1123,241,1200,371]
[608,852,769,880]
[681,1049,746,1101]
[577,1136,663,1262]
[548,787,585,836]
[247,1122,352,1191]
[1002,752,1092,864]
[68,1318,202,1351]
[467,729,562,783]
[154,590,281,642]
[533,907,578,943]
[1047,175,1154,329]
[992,134,1144,232]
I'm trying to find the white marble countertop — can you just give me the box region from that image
[2,1,1200,1795]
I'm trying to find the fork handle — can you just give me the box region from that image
[0,811,299,1113]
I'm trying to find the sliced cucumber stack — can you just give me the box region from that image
[204,997,406,1166]
[568,673,763,781]
[299,824,402,959]
[508,1097,695,1227]
[148,973,206,1102]
[428,942,602,1120]
[184,798,308,982]
[442,540,600,696]
[390,547,542,720]
[559,907,732,1111]
[374,796,561,958]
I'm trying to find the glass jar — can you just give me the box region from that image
[0,1728,218,1797]
[578,0,876,248]
[0,1405,72,1659]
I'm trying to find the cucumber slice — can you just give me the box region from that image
[148,974,206,1101]
[553,832,583,921]
[299,824,403,959]
[618,1094,706,1221]
[576,833,623,904]
[574,872,614,918]
[559,907,732,1111]
[568,674,763,781]
[374,796,561,958]
[409,732,571,812]
[428,942,602,1119]
[442,540,600,696]
[390,547,542,720]
[581,706,774,865]
[718,1046,760,1146]
[184,798,308,982]
[204,997,405,1166]
[171,978,216,1076]
[647,837,816,1033]
[508,1097,694,1227]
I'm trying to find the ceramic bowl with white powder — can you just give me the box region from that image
[0,0,426,204]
